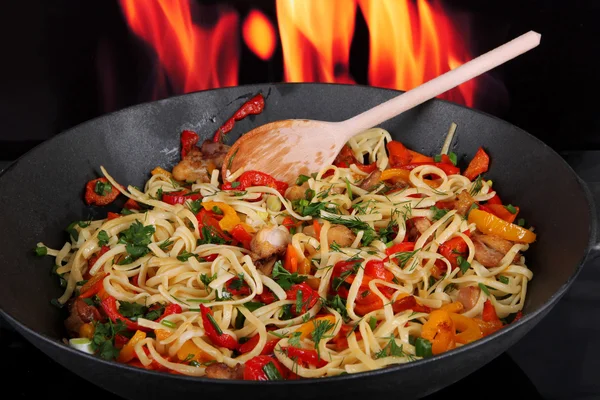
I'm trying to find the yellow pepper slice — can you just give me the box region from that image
[202,201,240,232]
[450,313,483,344]
[421,310,456,355]
[468,209,536,244]
[176,339,213,363]
[154,329,172,341]
[380,168,440,188]
[117,330,146,363]
[440,302,464,314]
[151,166,172,177]
[295,315,337,340]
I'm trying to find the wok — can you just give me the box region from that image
[0,83,596,400]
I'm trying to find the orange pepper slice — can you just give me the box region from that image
[151,166,172,177]
[202,201,240,232]
[440,302,464,314]
[284,244,298,273]
[468,209,536,244]
[295,315,337,340]
[118,330,146,363]
[176,340,213,363]
[450,313,483,344]
[421,310,456,355]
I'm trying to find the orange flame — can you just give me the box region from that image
[358,0,475,106]
[243,9,277,61]
[119,0,239,97]
[276,0,356,84]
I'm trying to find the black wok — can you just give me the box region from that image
[0,83,596,399]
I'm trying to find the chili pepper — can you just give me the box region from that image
[283,346,328,368]
[230,224,253,249]
[180,130,199,158]
[284,244,298,273]
[468,209,536,244]
[387,140,412,167]
[156,303,183,322]
[87,246,110,270]
[201,201,240,232]
[107,212,120,220]
[199,304,238,350]
[84,177,121,206]
[286,283,319,315]
[438,237,468,270]
[243,355,286,380]
[463,147,490,181]
[237,335,280,355]
[421,309,456,355]
[79,271,107,298]
[213,93,265,143]
[162,189,202,205]
[117,330,146,363]
[100,296,146,331]
[482,299,500,322]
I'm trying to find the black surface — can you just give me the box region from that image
[0,84,596,400]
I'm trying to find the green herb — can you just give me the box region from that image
[289,227,297,235]
[159,239,173,250]
[272,260,307,290]
[200,273,217,293]
[478,282,491,296]
[394,248,420,269]
[206,313,223,335]
[329,242,342,252]
[65,222,79,241]
[97,230,109,246]
[118,301,147,321]
[94,180,113,196]
[517,218,526,227]
[161,320,177,329]
[177,251,199,262]
[311,318,335,357]
[208,206,222,216]
[428,276,436,287]
[295,174,310,185]
[457,256,471,274]
[50,298,64,308]
[227,148,239,170]
[280,304,294,320]
[234,191,247,197]
[155,187,163,201]
[230,181,241,189]
[466,203,479,218]
[470,175,484,196]
[262,361,283,380]
[170,178,180,189]
[344,179,353,200]
[183,353,195,363]
[34,245,47,257]
[244,302,264,312]
[292,199,329,217]
[444,283,457,293]
[186,199,202,215]
[325,295,349,322]
[78,221,92,228]
[144,306,165,321]
[117,220,155,264]
[197,226,228,245]
[430,206,449,221]
[498,276,510,285]
[414,337,433,358]
[121,208,134,215]
[91,320,127,360]
[448,152,458,166]
[368,316,378,331]
[288,331,302,347]
[433,154,442,162]
[505,204,517,214]
[375,337,411,359]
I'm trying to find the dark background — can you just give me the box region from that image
[0,0,599,159]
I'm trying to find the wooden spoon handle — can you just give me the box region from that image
[337,30,541,139]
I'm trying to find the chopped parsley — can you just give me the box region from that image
[430,206,449,221]
[457,256,471,274]
[177,251,199,262]
[470,175,484,196]
[117,220,155,264]
[197,226,228,245]
[94,180,113,196]
[159,239,173,250]
[272,260,307,290]
[517,218,526,227]
[200,273,217,293]
[295,174,310,185]
[324,295,349,322]
[375,337,412,360]
[97,230,109,246]
[91,320,127,360]
[34,245,47,257]
[368,316,378,331]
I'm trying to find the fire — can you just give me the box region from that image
[358,0,475,106]
[243,9,277,61]
[276,0,356,84]
[119,0,239,98]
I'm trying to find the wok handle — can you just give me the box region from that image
[582,179,600,261]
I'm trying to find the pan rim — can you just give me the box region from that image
[0,82,596,385]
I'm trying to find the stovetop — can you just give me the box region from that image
[1,151,599,400]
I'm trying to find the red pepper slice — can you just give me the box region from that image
[225,277,251,296]
[162,190,202,205]
[364,260,394,282]
[329,258,364,298]
[230,224,253,250]
[180,130,199,158]
[156,303,183,322]
[282,216,296,230]
[333,144,378,173]
[512,310,523,323]
[385,242,416,261]
[243,355,286,381]
[283,346,328,368]
[387,140,412,168]
[285,283,320,315]
[88,245,110,270]
[486,194,502,205]
[482,299,500,322]
[107,212,120,220]
[438,236,469,270]
[100,296,146,331]
[84,177,121,206]
[114,333,129,349]
[196,209,230,243]
[199,304,238,350]
[481,204,519,224]
[213,93,265,143]
[237,335,280,355]
[392,295,431,314]
[79,272,107,299]
[355,163,378,173]
[463,147,490,181]
[124,198,141,210]
[222,170,288,196]
[257,290,277,305]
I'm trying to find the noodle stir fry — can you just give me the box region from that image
[36,116,535,380]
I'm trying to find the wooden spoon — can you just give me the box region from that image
[222,31,541,184]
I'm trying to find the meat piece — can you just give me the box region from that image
[455,191,475,216]
[413,218,431,234]
[172,140,231,183]
[64,298,102,337]
[457,286,481,311]
[250,225,291,260]
[205,362,244,380]
[359,170,382,191]
[285,182,309,201]
[472,232,514,267]
[200,140,230,169]
[406,217,431,241]
[327,224,356,247]
[254,257,277,276]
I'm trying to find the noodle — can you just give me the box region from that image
[36,126,535,380]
